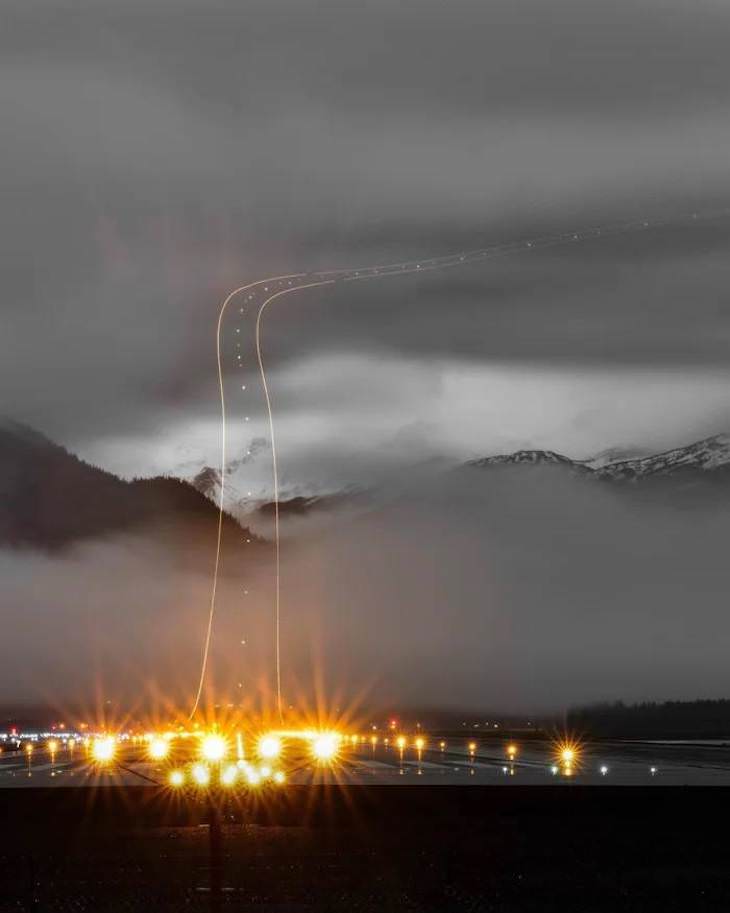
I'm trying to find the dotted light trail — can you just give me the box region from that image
[190,205,730,721]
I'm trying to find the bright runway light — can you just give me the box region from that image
[169,769,185,787]
[221,764,238,786]
[258,735,282,759]
[312,732,339,762]
[396,736,406,751]
[273,770,285,785]
[415,737,425,751]
[560,747,575,764]
[92,737,116,763]
[201,734,227,762]
[192,763,210,786]
[246,768,261,785]
[149,738,169,760]
[507,743,517,758]
[600,765,609,776]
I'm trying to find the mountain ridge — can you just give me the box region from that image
[467,433,730,483]
[0,418,252,552]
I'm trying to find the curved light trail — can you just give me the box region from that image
[190,205,730,720]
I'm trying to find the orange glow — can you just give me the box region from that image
[149,738,169,760]
[92,737,116,764]
[201,734,227,761]
[311,732,339,762]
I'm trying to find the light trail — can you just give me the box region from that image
[191,205,730,721]
[189,275,305,720]
[255,281,335,722]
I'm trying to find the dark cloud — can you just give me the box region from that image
[2,0,730,469]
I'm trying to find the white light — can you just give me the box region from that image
[600,765,609,776]
[192,763,210,786]
[148,738,169,760]
[312,733,339,762]
[201,735,227,762]
[169,769,185,787]
[221,765,238,786]
[92,737,115,763]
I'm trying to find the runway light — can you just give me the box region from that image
[273,770,285,785]
[561,747,575,764]
[169,769,185,787]
[192,763,210,786]
[415,737,425,752]
[201,734,227,762]
[149,738,169,760]
[312,732,339,762]
[221,765,238,786]
[650,766,658,776]
[439,741,446,750]
[600,765,609,776]
[258,735,282,759]
[507,743,517,759]
[396,736,406,751]
[92,737,116,764]
[550,765,559,775]
[246,768,261,786]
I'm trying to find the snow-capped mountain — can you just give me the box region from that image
[595,434,730,481]
[467,434,730,483]
[468,449,591,472]
[580,446,652,470]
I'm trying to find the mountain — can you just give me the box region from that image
[468,449,591,473]
[466,434,730,486]
[0,419,251,551]
[594,434,730,481]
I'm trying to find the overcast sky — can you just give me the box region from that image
[2,0,730,488]
[4,1,730,713]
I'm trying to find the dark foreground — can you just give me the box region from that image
[1,786,729,912]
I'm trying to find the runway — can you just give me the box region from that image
[4,737,730,788]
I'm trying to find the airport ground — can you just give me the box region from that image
[3,735,730,911]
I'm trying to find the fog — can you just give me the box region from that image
[4,464,729,715]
